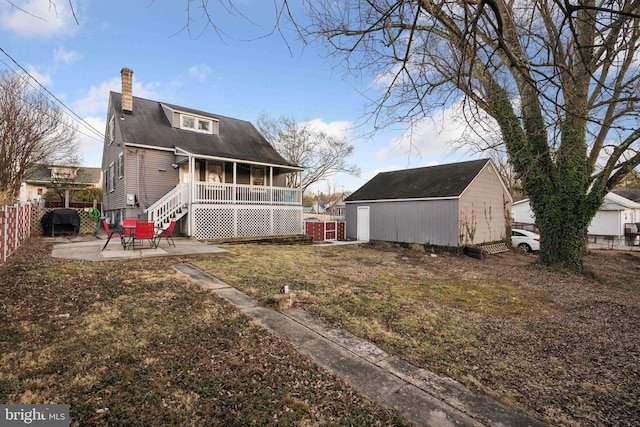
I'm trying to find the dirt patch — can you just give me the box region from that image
[192,242,640,427]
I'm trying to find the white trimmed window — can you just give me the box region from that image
[118,152,124,178]
[180,114,213,134]
[251,166,265,186]
[107,116,115,144]
[182,116,195,129]
[198,120,210,132]
[108,162,115,192]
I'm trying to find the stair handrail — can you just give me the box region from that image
[145,183,189,227]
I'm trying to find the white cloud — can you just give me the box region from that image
[189,64,212,83]
[73,77,163,116]
[72,75,167,167]
[54,46,82,65]
[303,118,353,138]
[24,65,52,86]
[0,0,78,38]
[374,100,495,162]
[72,78,119,116]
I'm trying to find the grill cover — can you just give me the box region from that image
[41,209,80,236]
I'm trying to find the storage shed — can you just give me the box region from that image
[345,159,512,247]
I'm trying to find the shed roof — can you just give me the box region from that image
[346,159,491,202]
[110,92,297,168]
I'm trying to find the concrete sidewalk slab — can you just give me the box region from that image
[177,263,547,427]
[173,264,230,289]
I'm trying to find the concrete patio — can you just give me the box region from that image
[47,234,227,261]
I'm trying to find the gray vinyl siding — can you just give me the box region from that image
[458,164,510,245]
[101,99,125,216]
[125,147,179,214]
[346,199,459,246]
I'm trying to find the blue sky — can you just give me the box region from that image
[0,0,478,193]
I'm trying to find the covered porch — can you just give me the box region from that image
[147,150,304,240]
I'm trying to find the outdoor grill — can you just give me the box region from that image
[41,209,80,237]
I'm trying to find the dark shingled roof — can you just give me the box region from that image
[612,189,640,203]
[110,92,297,168]
[346,159,491,201]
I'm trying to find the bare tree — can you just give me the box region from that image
[287,0,640,271]
[43,0,631,269]
[257,113,361,193]
[0,71,79,201]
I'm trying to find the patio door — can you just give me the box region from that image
[357,206,370,242]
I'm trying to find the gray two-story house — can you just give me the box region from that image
[101,68,303,240]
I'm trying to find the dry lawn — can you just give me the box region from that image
[191,242,640,427]
[0,238,408,426]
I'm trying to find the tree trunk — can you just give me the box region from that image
[534,193,594,271]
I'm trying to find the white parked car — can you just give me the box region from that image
[511,229,540,253]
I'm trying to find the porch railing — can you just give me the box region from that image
[193,182,301,205]
[146,183,189,226]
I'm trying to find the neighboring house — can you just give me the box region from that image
[19,164,102,204]
[345,159,512,246]
[326,192,350,217]
[511,193,640,246]
[101,68,304,240]
[511,198,536,226]
[311,201,327,215]
[612,189,640,203]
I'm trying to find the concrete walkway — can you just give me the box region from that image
[173,263,547,427]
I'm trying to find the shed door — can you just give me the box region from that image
[357,206,370,242]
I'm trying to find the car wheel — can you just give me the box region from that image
[518,243,532,253]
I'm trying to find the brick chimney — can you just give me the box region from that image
[121,67,133,115]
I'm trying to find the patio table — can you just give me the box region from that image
[122,225,136,249]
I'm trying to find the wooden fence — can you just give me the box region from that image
[0,203,32,262]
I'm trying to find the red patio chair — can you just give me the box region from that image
[101,219,123,251]
[127,221,157,249]
[154,220,176,247]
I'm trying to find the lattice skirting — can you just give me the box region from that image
[192,205,303,240]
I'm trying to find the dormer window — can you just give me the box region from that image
[182,116,195,129]
[198,120,210,132]
[181,114,213,134]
